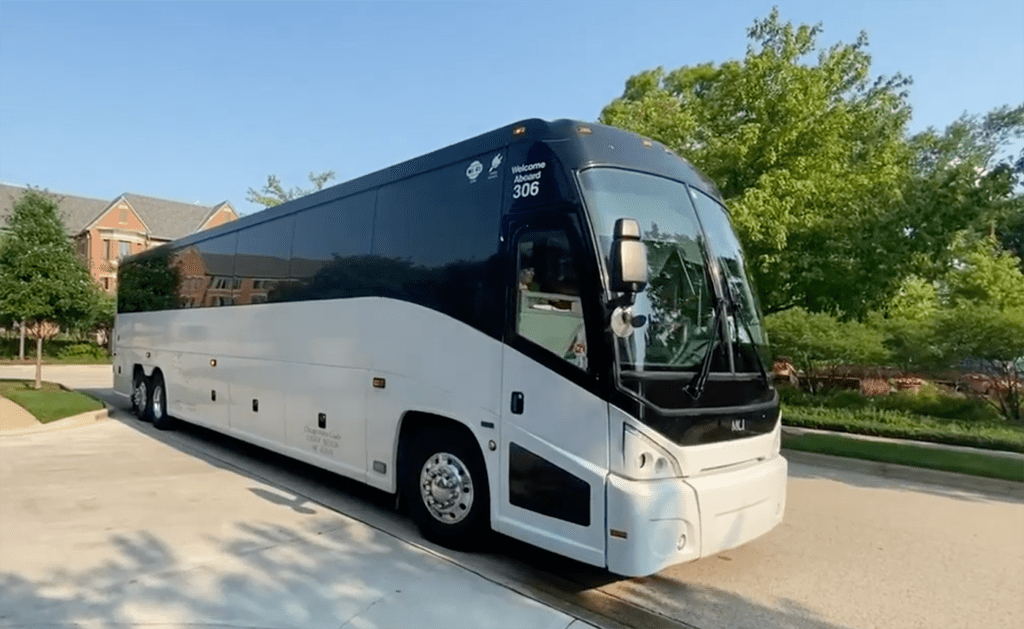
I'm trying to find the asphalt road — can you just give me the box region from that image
[2,365,1022,628]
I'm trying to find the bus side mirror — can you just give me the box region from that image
[612,218,647,294]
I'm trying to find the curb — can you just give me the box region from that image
[783,448,1024,500]
[0,405,112,437]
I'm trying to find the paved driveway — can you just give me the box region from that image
[0,413,598,629]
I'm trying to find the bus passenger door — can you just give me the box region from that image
[496,218,609,569]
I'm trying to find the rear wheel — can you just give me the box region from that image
[403,429,490,548]
[131,371,148,419]
[145,372,174,431]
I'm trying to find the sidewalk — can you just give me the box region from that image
[0,394,39,430]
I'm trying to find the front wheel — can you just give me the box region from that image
[404,430,490,548]
[145,372,174,431]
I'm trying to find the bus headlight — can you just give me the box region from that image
[617,424,681,480]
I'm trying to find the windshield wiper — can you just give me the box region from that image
[684,297,724,401]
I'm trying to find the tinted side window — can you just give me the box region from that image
[234,216,295,305]
[286,191,375,301]
[175,233,238,308]
[117,249,181,313]
[372,155,504,334]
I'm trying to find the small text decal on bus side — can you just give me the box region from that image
[511,161,546,199]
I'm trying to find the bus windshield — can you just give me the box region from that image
[579,168,717,372]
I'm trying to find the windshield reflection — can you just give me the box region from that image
[579,168,767,374]
[580,169,715,371]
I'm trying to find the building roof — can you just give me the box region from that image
[0,184,108,235]
[0,183,234,240]
[117,193,232,240]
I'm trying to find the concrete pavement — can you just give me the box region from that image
[0,414,601,629]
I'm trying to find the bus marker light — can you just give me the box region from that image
[488,440,496,451]
[642,138,653,148]
[677,534,687,551]
[373,377,386,389]
[578,126,592,135]
[610,529,628,539]
[513,126,527,136]
[210,359,217,367]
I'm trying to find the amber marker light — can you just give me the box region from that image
[513,126,527,136]
[578,125,592,134]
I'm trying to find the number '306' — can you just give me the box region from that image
[512,182,540,199]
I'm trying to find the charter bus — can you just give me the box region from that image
[113,119,787,577]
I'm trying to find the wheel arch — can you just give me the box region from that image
[395,410,489,503]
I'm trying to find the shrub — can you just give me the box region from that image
[766,308,891,393]
[55,342,109,360]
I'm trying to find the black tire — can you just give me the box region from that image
[130,370,148,419]
[145,371,175,431]
[403,429,490,549]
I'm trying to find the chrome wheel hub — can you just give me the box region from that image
[133,380,147,411]
[419,452,474,524]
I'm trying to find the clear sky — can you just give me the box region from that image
[1,0,1022,215]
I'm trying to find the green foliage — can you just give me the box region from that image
[0,188,104,383]
[55,342,109,360]
[780,382,1000,422]
[246,170,336,208]
[601,9,916,317]
[765,308,889,392]
[932,305,1024,422]
[600,9,1024,320]
[782,402,1024,453]
[941,235,1024,310]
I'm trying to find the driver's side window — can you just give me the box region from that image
[515,229,587,369]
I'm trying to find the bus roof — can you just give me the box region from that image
[133,119,723,258]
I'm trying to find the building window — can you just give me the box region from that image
[104,239,113,260]
[119,241,132,259]
[102,277,110,291]
[119,207,128,224]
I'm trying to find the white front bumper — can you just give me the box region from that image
[606,454,788,577]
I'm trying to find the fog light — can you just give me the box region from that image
[677,534,687,551]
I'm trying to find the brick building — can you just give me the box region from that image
[0,183,238,293]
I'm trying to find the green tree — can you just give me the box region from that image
[0,189,102,387]
[942,234,1024,310]
[601,8,916,317]
[900,105,1024,280]
[246,170,336,208]
[933,305,1024,422]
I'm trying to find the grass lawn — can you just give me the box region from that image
[783,432,1024,482]
[782,403,1024,453]
[0,379,104,423]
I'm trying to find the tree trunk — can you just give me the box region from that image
[34,336,42,390]
[19,319,25,361]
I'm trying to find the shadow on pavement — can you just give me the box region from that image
[42,388,856,629]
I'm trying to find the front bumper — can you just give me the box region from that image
[606,454,788,577]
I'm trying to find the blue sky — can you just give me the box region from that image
[1,0,1022,215]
